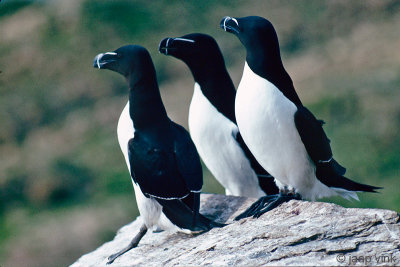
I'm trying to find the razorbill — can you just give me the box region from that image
[93,45,222,264]
[220,16,380,219]
[158,33,279,197]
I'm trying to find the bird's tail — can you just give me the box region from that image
[316,162,381,200]
[197,212,226,229]
[155,198,225,232]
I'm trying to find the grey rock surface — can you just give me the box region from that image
[71,194,400,266]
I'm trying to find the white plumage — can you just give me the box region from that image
[236,62,358,201]
[188,83,265,198]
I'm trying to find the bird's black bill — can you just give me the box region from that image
[220,16,240,34]
[93,52,118,69]
[159,37,195,55]
[235,193,302,220]
[158,37,175,55]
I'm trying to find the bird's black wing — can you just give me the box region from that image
[128,126,223,231]
[294,106,346,176]
[235,131,279,195]
[128,133,189,199]
[155,193,224,231]
[171,121,203,193]
[295,106,381,192]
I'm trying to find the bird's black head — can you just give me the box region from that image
[159,33,225,69]
[93,45,152,78]
[220,16,279,56]
[94,45,167,128]
[160,33,236,123]
[221,16,300,106]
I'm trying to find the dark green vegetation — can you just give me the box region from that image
[0,1,399,266]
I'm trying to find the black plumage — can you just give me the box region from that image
[159,33,278,196]
[128,122,202,200]
[93,45,221,264]
[220,16,381,219]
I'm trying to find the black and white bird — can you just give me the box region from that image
[158,33,279,198]
[93,45,222,264]
[220,16,380,218]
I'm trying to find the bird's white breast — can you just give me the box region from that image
[117,102,135,172]
[235,63,336,199]
[188,83,264,198]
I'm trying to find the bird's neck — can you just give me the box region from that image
[246,49,302,107]
[246,46,284,77]
[128,72,169,130]
[194,68,237,123]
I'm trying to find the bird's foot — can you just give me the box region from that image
[107,240,141,265]
[253,192,301,218]
[106,224,147,264]
[107,249,129,265]
[235,193,301,220]
[234,194,278,220]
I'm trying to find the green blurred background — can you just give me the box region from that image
[0,0,399,266]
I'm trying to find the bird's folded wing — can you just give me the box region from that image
[171,122,203,193]
[128,135,190,199]
[294,106,346,175]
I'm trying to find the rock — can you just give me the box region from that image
[71,194,400,266]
